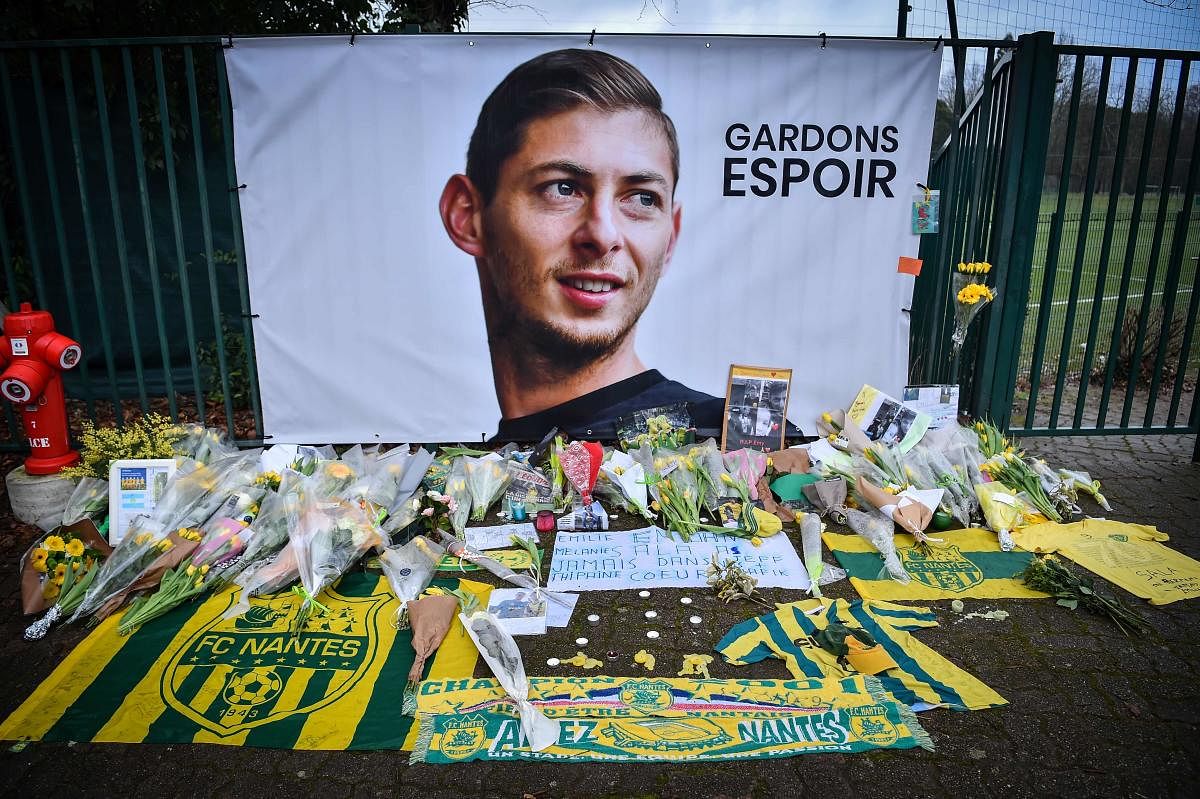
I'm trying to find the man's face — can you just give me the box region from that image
[478,107,680,364]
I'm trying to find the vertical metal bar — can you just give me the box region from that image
[963,48,997,259]
[0,55,50,308]
[1144,110,1200,425]
[1096,58,1165,428]
[971,49,1002,259]
[123,47,177,419]
[1025,55,1086,429]
[183,46,236,436]
[29,50,98,421]
[215,49,264,440]
[896,0,908,37]
[1120,59,1191,426]
[1169,255,1200,426]
[153,46,206,420]
[1048,55,1112,429]
[0,192,19,307]
[91,48,149,414]
[973,31,1056,430]
[1073,58,1139,428]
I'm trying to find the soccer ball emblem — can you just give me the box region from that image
[223,668,283,706]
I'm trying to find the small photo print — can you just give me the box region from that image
[721,365,793,452]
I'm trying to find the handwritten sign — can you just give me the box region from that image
[547,526,808,592]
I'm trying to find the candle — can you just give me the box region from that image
[535,510,555,533]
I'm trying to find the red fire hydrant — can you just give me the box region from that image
[0,303,82,474]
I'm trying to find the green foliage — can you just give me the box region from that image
[199,322,254,410]
[62,413,186,480]
[0,1,471,40]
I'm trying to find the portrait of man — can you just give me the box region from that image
[439,48,725,441]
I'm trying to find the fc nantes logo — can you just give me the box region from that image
[438,714,490,760]
[846,705,899,746]
[161,582,389,737]
[898,545,983,593]
[618,679,676,714]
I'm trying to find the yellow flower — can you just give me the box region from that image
[65,538,85,557]
[134,532,152,546]
[766,458,774,469]
[52,573,65,587]
[186,565,197,577]
[157,539,175,552]
[650,500,661,512]
[750,536,763,546]
[660,493,671,506]
[326,462,353,480]
[200,564,210,575]
[194,578,205,589]
[54,563,67,581]
[42,582,60,600]
[821,412,833,424]
[43,535,66,552]
[31,548,49,572]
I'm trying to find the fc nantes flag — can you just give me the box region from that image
[0,573,489,750]
[823,528,1049,601]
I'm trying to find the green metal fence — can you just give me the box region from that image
[912,32,1200,453]
[0,37,263,449]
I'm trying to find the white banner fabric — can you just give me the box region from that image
[225,35,938,442]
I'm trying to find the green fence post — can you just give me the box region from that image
[971,31,1057,429]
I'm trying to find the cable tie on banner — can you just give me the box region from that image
[917,182,932,202]
[350,33,356,46]
[588,29,596,46]
[819,32,827,50]
[223,35,233,49]
[933,36,943,52]
[230,183,246,192]
[243,312,260,319]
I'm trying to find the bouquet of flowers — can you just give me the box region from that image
[170,423,239,465]
[1020,555,1147,635]
[443,459,471,538]
[906,442,976,527]
[212,471,303,590]
[288,488,383,637]
[20,527,109,616]
[689,439,729,511]
[647,451,704,540]
[617,406,693,451]
[380,535,445,628]
[979,453,1062,523]
[1057,468,1112,512]
[975,482,1024,551]
[845,507,910,584]
[401,590,460,715]
[463,456,511,521]
[60,413,187,481]
[723,449,768,502]
[950,261,995,357]
[598,449,651,519]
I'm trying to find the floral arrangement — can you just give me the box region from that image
[951,261,995,358]
[27,531,102,607]
[60,413,185,480]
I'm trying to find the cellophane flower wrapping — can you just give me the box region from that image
[723,449,768,501]
[62,477,109,526]
[799,512,826,596]
[170,423,239,464]
[905,444,974,527]
[382,489,425,540]
[70,517,174,622]
[435,530,539,593]
[289,486,382,636]
[460,608,559,752]
[1057,468,1112,512]
[380,535,446,628]
[845,508,910,584]
[975,482,1024,551]
[944,425,989,490]
[215,471,303,590]
[444,458,471,537]
[464,456,511,521]
[951,271,994,354]
[689,438,728,511]
[599,450,650,518]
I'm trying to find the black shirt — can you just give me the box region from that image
[492,369,727,442]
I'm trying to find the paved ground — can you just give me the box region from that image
[0,434,1197,798]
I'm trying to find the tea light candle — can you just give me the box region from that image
[646,630,660,639]
[644,611,658,620]
[546,658,560,667]
[575,637,589,646]
[680,597,693,605]
[689,616,703,625]
[587,614,600,625]
[535,510,555,533]
[638,590,651,599]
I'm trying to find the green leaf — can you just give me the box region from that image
[1056,598,1078,610]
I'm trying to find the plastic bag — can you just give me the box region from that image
[62,477,109,526]
[975,482,1024,551]
[845,507,909,584]
[444,458,471,537]
[463,456,511,521]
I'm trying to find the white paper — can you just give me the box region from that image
[108,459,177,545]
[902,384,959,430]
[544,592,579,627]
[547,526,808,592]
[259,443,299,474]
[466,522,537,551]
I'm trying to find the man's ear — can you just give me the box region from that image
[661,201,683,276]
[439,174,486,257]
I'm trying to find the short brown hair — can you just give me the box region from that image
[465,48,679,205]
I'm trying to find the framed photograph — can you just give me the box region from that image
[721,365,793,452]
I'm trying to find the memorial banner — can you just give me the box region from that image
[224,35,939,441]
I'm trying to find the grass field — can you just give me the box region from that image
[1009,191,1199,429]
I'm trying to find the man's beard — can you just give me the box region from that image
[485,258,642,375]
